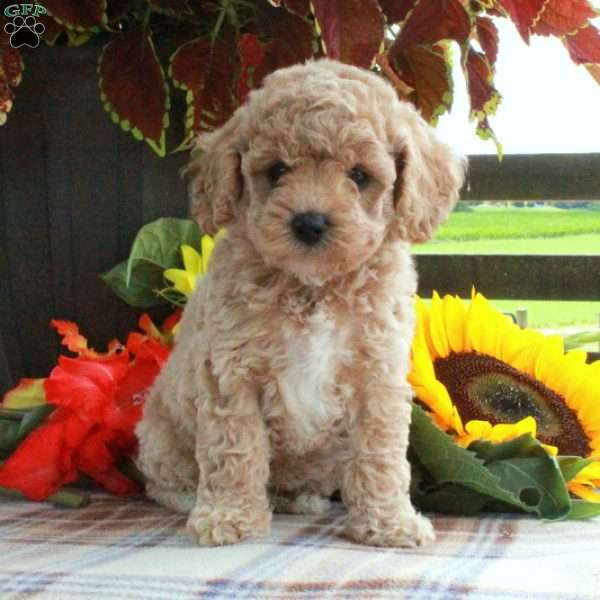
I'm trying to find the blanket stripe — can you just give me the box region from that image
[1,493,598,599]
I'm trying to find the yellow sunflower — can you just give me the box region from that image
[164,232,223,298]
[409,291,600,503]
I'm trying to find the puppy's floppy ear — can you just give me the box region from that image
[185,108,246,235]
[391,107,466,243]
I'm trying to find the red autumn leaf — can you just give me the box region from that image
[254,2,315,70]
[586,63,600,84]
[0,28,24,125]
[284,0,311,16]
[394,0,472,51]
[106,0,132,22]
[147,0,192,16]
[0,46,23,88]
[495,0,546,43]
[99,31,169,156]
[532,0,596,36]
[170,37,238,142]
[38,15,65,45]
[476,16,499,65]
[312,0,385,67]
[42,0,106,30]
[239,34,267,103]
[389,44,453,124]
[564,24,600,64]
[464,47,501,118]
[0,409,92,500]
[378,0,417,24]
[238,6,314,102]
[376,52,415,98]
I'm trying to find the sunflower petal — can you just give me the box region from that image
[443,295,466,354]
[428,292,450,358]
[569,483,600,503]
[534,335,564,382]
[465,293,493,353]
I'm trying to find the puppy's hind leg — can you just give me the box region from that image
[135,390,198,514]
[272,492,331,515]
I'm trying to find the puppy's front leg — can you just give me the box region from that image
[187,368,271,546]
[342,370,434,548]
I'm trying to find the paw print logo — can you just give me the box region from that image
[4,15,45,49]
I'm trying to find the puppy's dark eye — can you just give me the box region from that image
[267,161,290,184]
[348,167,370,188]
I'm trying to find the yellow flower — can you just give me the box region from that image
[409,291,600,502]
[163,232,222,298]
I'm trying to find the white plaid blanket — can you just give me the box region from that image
[1,493,598,599]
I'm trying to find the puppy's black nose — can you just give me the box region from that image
[290,212,330,246]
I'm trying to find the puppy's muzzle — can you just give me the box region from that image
[290,211,330,246]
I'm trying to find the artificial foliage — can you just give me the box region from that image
[1,0,600,152]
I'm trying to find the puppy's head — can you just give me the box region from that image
[187,59,465,285]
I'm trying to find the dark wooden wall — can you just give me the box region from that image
[0,42,188,394]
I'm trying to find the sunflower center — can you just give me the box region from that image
[434,351,590,456]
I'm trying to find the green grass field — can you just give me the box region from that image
[412,206,600,328]
[427,206,600,242]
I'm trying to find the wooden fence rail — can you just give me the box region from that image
[416,153,600,300]
[462,153,600,201]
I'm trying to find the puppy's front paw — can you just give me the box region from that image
[344,511,435,548]
[186,504,272,546]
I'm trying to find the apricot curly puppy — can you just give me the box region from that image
[136,59,465,547]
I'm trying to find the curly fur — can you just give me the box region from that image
[136,59,466,547]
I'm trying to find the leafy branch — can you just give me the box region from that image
[2,0,600,155]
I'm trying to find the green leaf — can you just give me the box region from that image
[468,433,541,463]
[409,405,573,519]
[101,260,167,309]
[0,420,20,457]
[565,500,600,520]
[409,405,526,511]
[0,405,54,457]
[410,461,492,515]
[125,218,201,286]
[470,436,572,520]
[19,405,55,440]
[101,218,202,308]
[2,378,46,410]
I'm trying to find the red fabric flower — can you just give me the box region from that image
[0,315,173,501]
